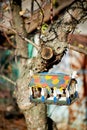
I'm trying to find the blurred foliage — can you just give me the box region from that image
[0,50,19,87]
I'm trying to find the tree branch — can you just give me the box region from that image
[67,34,87,55]
[0,75,16,86]
[25,0,75,33]
[0,24,40,50]
[67,44,87,55]
[3,31,16,49]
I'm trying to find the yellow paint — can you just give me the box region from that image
[32,84,42,88]
[59,87,63,91]
[52,79,59,84]
[45,75,52,79]
[46,86,50,91]
[65,80,69,84]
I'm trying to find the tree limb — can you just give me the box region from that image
[3,31,16,49]
[25,0,75,33]
[67,34,87,55]
[11,0,48,130]
[0,75,16,86]
[0,24,40,50]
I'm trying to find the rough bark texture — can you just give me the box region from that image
[12,0,48,130]
[12,0,87,130]
[12,0,28,68]
[23,104,47,130]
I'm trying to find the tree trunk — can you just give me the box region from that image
[12,0,28,66]
[12,0,48,130]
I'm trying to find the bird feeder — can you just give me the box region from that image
[29,72,78,105]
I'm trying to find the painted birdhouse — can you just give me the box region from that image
[29,72,78,105]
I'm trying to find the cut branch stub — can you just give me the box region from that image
[41,46,53,60]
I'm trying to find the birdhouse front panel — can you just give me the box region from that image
[29,73,78,105]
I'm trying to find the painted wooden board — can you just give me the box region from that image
[29,73,71,89]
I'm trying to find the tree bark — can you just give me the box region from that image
[12,0,48,130]
[12,0,28,67]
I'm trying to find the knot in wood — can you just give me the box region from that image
[41,46,53,60]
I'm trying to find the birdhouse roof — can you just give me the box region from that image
[29,73,71,89]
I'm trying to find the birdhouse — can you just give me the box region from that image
[29,72,78,105]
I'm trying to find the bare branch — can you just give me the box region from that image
[67,44,87,55]
[25,0,75,33]
[0,75,16,86]
[0,24,40,50]
[67,34,87,55]
[3,31,16,49]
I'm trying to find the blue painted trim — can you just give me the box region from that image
[53,96,57,103]
[75,91,78,98]
[41,96,45,102]
[66,97,71,105]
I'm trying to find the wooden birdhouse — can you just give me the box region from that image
[29,72,78,105]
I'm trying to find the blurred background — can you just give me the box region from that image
[0,0,87,130]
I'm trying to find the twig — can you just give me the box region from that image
[0,46,9,50]
[3,31,16,49]
[34,0,44,22]
[67,44,87,55]
[0,24,40,50]
[67,34,87,55]
[31,0,34,15]
[34,0,44,42]
[8,0,14,27]
[18,33,40,50]
[14,54,29,59]
[0,74,16,86]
